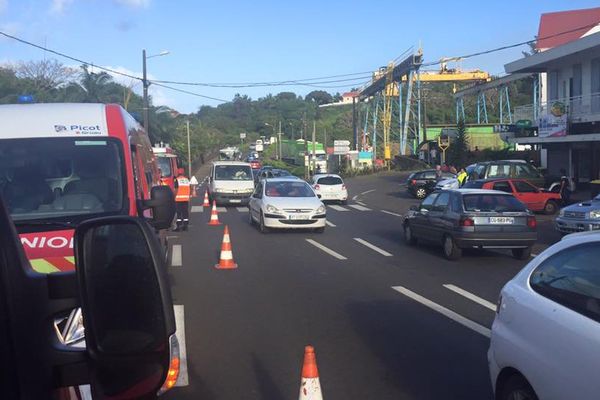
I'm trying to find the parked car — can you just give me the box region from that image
[403,189,537,260]
[435,177,460,191]
[208,161,255,205]
[555,193,600,235]
[463,178,562,214]
[311,174,348,203]
[466,160,545,188]
[248,178,326,233]
[248,159,262,170]
[488,232,600,400]
[406,169,455,199]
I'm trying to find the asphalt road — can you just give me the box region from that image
[163,169,562,400]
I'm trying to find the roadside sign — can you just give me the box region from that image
[333,145,350,155]
[239,132,247,139]
[334,140,351,146]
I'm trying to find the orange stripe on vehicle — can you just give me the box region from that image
[46,257,75,272]
[30,259,60,274]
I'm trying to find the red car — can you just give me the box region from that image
[249,159,262,170]
[464,178,562,214]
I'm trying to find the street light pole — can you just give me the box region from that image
[186,120,192,178]
[142,49,149,135]
[278,120,282,161]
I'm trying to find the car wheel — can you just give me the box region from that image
[314,226,325,233]
[499,375,538,400]
[544,200,558,215]
[259,212,270,234]
[415,187,427,199]
[443,234,462,261]
[512,246,532,260]
[404,223,417,245]
[248,209,255,226]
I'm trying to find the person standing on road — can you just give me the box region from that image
[457,167,468,186]
[174,168,191,231]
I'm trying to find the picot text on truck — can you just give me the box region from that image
[153,143,180,191]
[0,103,179,398]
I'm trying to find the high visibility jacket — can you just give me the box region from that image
[175,176,191,202]
[457,171,468,185]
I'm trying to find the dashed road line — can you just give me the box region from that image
[443,284,496,311]
[216,207,228,213]
[171,244,182,267]
[348,204,371,211]
[354,238,392,256]
[236,207,249,212]
[326,220,336,227]
[352,195,358,201]
[392,286,491,338]
[356,201,367,206]
[305,239,347,260]
[328,205,350,212]
[173,305,189,387]
[381,210,402,217]
[191,206,204,213]
[360,189,376,195]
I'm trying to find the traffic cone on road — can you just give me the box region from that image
[298,346,323,400]
[215,225,238,269]
[202,190,210,207]
[208,200,222,226]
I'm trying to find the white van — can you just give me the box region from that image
[208,161,255,205]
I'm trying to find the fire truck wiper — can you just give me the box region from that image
[14,220,75,228]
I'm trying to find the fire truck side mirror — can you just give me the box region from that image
[144,186,176,230]
[74,216,176,399]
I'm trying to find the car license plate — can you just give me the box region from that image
[289,214,309,220]
[230,199,241,203]
[489,217,514,224]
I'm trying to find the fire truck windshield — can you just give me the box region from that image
[0,138,125,222]
[157,156,173,177]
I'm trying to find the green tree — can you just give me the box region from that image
[447,118,469,168]
[305,90,333,105]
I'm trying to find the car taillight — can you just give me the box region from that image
[527,216,537,228]
[460,217,474,227]
[411,179,417,185]
[315,184,321,190]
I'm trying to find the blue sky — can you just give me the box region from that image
[1,0,599,113]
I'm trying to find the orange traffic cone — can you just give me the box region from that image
[299,346,322,400]
[208,200,222,225]
[203,190,210,207]
[215,225,238,269]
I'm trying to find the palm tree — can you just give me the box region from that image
[78,65,113,102]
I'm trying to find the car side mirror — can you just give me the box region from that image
[75,217,176,399]
[420,208,429,214]
[317,194,322,199]
[143,186,176,230]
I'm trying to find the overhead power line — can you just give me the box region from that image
[151,82,229,102]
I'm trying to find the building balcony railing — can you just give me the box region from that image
[514,92,600,125]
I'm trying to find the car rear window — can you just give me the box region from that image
[462,181,484,189]
[317,176,343,185]
[462,194,527,212]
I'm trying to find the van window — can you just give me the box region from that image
[515,163,540,178]
[530,242,600,323]
[214,165,253,181]
[0,138,125,222]
[488,164,510,178]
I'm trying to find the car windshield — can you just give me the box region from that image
[272,169,292,177]
[265,181,315,197]
[215,165,253,180]
[156,157,172,177]
[0,138,124,222]
[462,194,527,212]
[317,176,343,185]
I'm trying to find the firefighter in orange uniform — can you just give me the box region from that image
[173,168,191,231]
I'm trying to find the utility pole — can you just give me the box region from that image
[186,120,192,178]
[352,96,358,150]
[278,120,282,161]
[312,120,316,176]
[142,49,149,135]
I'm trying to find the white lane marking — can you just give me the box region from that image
[174,305,189,386]
[443,284,496,311]
[216,207,228,213]
[349,204,372,211]
[326,220,336,227]
[171,245,182,267]
[352,195,358,201]
[236,207,249,212]
[328,205,350,212]
[191,206,204,213]
[354,238,392,256]
[381,210,402,217]
[360,189,376,195]
[305,239,347,260]
[392,286,491,338]
[356,201,367,206]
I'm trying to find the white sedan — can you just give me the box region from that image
[311,174,348,203]
[488,231,600,400]
[248,178,327,233]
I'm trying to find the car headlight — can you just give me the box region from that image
[558,208,565,217]
[266,204,280,213]
[590,210,600,219]
[316,205,326,214]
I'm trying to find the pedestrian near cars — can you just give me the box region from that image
[457,167,468,186]
[435,165,442,179]
[174,168,191,231]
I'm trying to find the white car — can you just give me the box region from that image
[434,177,460,191]
[488,232,600,400]
[248,178,327,233]
[311,174,348,203]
